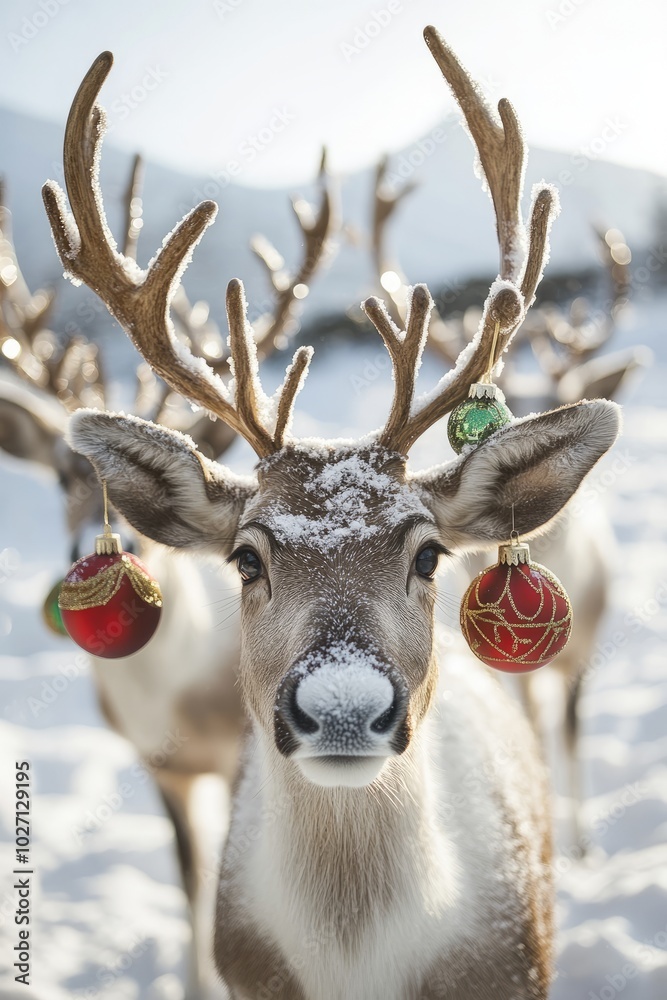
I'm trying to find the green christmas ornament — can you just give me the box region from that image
[42,578,69,636]
[447,319,513,454]
[447,382,513,454]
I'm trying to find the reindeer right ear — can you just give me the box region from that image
[68,410,257,554]
[414,399,621,549]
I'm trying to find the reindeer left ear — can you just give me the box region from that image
[413,399,621,548]
[68,409,257,554]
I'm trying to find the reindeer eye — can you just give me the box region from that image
[237,549,262,584]
[415,546,439,579]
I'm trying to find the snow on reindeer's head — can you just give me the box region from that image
[45,31,620,788]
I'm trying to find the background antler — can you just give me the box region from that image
[0,180,105,411]
[363,27,558,455]
[372,149,645,414]
[43,51,312,459]
[250,147,338,352]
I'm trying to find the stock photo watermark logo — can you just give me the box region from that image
[339,1,404,63]
[179,107,296,213]
[26,652,88,718]
[557,116,628,187]
[632,242,667,289]
[586,919,667,1000]
[213,0,245,16]
[7,0,73,53]
[70,934,149,1000]
[70,729,190,845]
[572,577,667,690]
[105,66,169,134]
[380,125,449,193]
[545,0,590,29]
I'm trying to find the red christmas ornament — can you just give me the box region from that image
[58,492,162,658]
[460,537,572,673]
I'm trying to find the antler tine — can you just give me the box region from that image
[43,52,306,458]
[521,185,560,307]
[225,278,274,455]
[372,155,417,286]
[122,153,144,261]
[363,285,433,450]
[423,26,526,283]
[251,147,337,354]
[371,154,464,366]
[274,345,313,448]
[362,29,559,455]
[366,282,522,455]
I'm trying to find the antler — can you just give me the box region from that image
[363,27,559,455]
[42,52,311,459]
[0,179,108,410]
[250,148,337,353]
[372,155,470,366]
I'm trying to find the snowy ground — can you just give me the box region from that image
[0,288,666,999]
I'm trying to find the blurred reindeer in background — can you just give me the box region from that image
[0,144,338,995]
[370,156,650,820]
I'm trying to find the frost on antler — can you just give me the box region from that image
[42,51,312,459]
[360,28,560,456]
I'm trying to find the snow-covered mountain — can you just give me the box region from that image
[1,103,665,352]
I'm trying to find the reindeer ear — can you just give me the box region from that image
[558,347,651,404]
[0,395,63,468]
[68,410,257,553]
[414,399,620,548]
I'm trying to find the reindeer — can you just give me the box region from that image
[371,144,646,817]
[42,29,621,999]
[2,99,336,997]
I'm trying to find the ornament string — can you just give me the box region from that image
[102,479,111,538]
[510,502,519,547]
[483,320,501,384]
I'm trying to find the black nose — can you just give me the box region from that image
[274,657,410,757]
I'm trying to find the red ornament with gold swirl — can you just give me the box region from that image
[460,536,572,672]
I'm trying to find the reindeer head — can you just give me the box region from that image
[43,30,620,788]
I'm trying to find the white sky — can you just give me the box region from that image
[0,0,665,186]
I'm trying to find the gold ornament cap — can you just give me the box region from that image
[468,381,506,402]
[95,480,122,555]
[498,534,531,566]
[95,529,122,556]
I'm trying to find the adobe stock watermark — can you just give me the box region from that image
[535,448,637,555]
[573,577,667,690]
[105,66,168,135]
[557,116,629,187]
[0,547,21,584]
[339,1,404,63]
[545,0,589,30]
[631,241,667,290]
[27,652,88,718]
[7,0,73,53]
[70,729,190,845]
[588,918,667,1000]
[553,781,648,882]
[70,934,149,1000]
[179,107,296,213]
[381,125,450,193]
[213,0,245,16]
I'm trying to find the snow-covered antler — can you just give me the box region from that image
[363,26,559,455]
[42,51,311,458]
